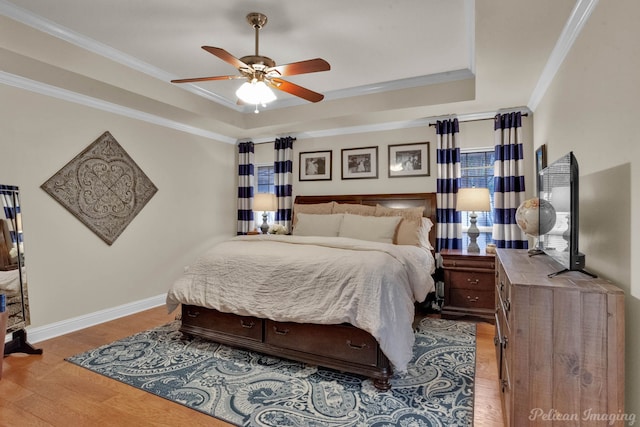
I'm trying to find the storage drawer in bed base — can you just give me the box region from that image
[179,305,392,390]
[265,319,379,366]
[182,305,263,341]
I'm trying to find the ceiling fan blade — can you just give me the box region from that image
[269,78,324,103]
[202,46,250,70]
[268,58,330,77]
[171,75,243,84]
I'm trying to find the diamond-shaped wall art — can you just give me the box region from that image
[41,131,158,245]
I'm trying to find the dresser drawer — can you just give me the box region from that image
[496,304,510,359]
[441,251,496,322]
[496,263,510,302]
[501,352,512,423]
[182,305,263,341]
[447,270,495,290]
[449,287,495,309]
[442,257,495,270]
[265,320,379,366]
[495,270,512,327]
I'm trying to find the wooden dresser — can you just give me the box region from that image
[441,249,495,323]
[495,249,625,426]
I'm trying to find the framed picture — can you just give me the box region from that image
[388,142,430,177]
[299,150,332,181]
[341,146,378,180]
[535,144,547,193]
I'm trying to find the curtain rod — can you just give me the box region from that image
[240,136,297,145]
[428,113,528,127]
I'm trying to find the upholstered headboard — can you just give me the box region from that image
[294,193,437,250]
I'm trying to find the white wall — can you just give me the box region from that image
[533,0,639,416]
[0,84,236,329]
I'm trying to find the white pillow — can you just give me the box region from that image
[292,202,335,225]
[418,217,435,250]
[292,213,344,237]
[338,214,402,244]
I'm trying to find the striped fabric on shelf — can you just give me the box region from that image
[492,112,527,249]
[435,119,463,251]
[237,142,255,235]
[0,185,20,244]
[274,136,294,233]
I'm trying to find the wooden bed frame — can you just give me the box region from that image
[180,193,437,390]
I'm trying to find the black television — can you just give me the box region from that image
[538,152,595,277]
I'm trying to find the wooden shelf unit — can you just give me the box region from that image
[495,249,625,426]
[441,249,496,323]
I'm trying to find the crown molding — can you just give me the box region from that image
[528,0,599,111]
[0,71,236,144]
[237,69,475,113]
[2,0,531,142]
[283,107,531,141]
[0,0,241,110]
[1,0,475,114]
[465,0,476,75]
[2,68,530,145]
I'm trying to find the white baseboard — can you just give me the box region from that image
[23,293,167,344]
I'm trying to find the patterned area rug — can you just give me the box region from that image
[67,317,476,426]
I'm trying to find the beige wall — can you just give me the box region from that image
[2,0,632,417]
[255,115,534,200]
[0,85,236,328]
[1,75,533,335]
[533,0,639,415]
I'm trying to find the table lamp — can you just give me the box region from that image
[254,193,277,234]
[456,188,491,252]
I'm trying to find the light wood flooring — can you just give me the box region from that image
[0,307,504,426]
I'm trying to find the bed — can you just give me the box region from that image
[166,193,437,390]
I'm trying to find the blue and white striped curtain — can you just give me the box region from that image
[0,185,20,244]
[237,142,255,235]
[436,119,463,251]
[274,136,294,233]
[492,112,528,248]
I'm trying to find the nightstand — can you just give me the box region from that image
[440,249,495,323]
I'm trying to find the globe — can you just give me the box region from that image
[515,198,557,237]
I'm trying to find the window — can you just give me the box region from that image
[256,164,274,194]
[254,164,275,228]
[460,149,495,248]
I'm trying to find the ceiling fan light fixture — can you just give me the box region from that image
[173,12,329,106]
[235,80,277,107]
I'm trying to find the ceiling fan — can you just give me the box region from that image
[171,12,331,108]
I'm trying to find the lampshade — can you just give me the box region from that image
[235,80,277,106]
[254,193,277,212]
[456,188,491,212]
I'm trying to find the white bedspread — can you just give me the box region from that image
[166,235,435,372]
[0,267,21,297]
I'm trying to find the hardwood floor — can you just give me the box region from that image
[0,307,504,426]
[474,321,506,427]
